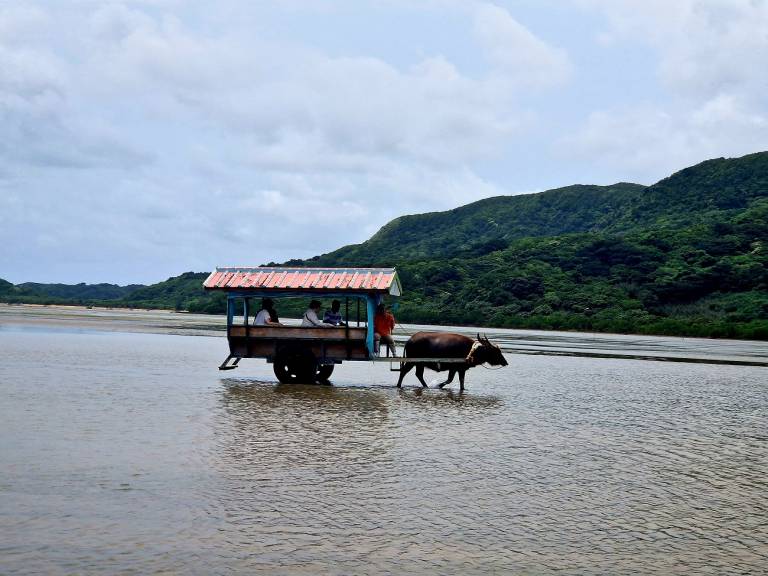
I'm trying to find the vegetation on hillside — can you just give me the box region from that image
[2,152,767,339]
[394,197,768,339]
[287,183,645,265]
[0,279,142,305]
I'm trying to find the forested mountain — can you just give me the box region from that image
[0,272,222,313]
[392,197,767,338]
[117,272,214,311]
[2,152,767,339]
[290,183,645,265]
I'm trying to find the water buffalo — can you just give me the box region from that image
[396,332,508,391]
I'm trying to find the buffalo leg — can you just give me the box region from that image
[415,365,428,388]
[458,369,466,391]
[437,369,456,389]
[397,363,414,387]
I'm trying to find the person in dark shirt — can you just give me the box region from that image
[323,300,346,326]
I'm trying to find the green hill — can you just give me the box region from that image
[391,196,768,338]
[118,272,215,312]
[17,282,143,301]
[0,280,142,305]
[292,152,768,338]
[292,183,645,265]
[2,152,767,339]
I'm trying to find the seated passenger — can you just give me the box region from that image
[323,300,346,326]
[253,298,281,326]
[301,300,329,327]
[374,303,396,356]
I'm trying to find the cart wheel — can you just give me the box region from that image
[273,346,316,384]
[316,364,334,384]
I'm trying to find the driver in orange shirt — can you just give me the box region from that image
[373,303,396,357]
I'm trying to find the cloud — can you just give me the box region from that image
[2,1,576,283]
[556,107,690,181]
[0,9,153,173]
[12,1,764,284]
[559,0,768,182]
[78,6,556,168]
[0,4,49,45]
[473,2,573,88]
[585,0,768,99]
[557,96,768,184]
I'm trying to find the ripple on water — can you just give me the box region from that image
[1,329,767,574]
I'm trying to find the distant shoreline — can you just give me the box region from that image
[2,303,767,367]
[0,302,226,338]
[2,302,191,314]
[2,300,767,343]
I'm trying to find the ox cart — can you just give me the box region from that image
[204,266,464,384]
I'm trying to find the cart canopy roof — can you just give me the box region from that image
[203,266,402,296]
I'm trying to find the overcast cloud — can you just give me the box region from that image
[2,0,767,284]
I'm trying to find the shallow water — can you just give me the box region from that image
[1,310,767,574]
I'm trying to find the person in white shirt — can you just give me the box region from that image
[254,298,281,326]
[301,300,329,327]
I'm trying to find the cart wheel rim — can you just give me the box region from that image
[316,364,334,383]
[273,346,317,384]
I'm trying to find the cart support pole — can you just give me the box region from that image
[345,297,350,360]
[226,297,234,332]
[366,295,376,357]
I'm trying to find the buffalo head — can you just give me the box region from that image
[474,333,508,367]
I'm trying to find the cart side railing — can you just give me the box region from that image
[227,325,369,362]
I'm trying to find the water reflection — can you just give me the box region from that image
[206,380,398,563]
[396,387,504,411]
[199,379,513,572]
[214,379,393,476]
[219,378,505,414]
[221,379,391,413]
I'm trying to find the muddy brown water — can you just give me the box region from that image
[1,306,767,574]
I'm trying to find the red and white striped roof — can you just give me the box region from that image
[203,267,402,295]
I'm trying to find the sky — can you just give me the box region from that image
[2,0,767,285]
